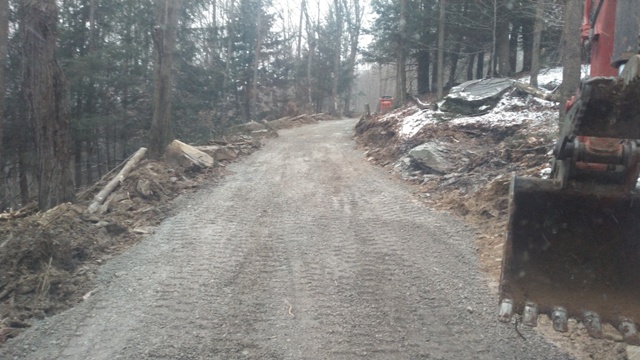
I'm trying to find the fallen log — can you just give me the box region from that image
[514,82,560,103]
[0,203,37,221]
[87,147,147,214]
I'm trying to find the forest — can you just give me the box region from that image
[1,0,573,211]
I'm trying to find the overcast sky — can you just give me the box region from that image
[269,0,374,48]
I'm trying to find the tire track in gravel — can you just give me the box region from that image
[0,119,572,359]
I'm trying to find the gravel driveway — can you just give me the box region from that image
[0,119,571,359]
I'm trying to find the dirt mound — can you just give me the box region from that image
[0,135,266,344]
[353,97,639,359]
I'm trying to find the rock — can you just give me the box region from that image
[408,142,455,174]
[440,78,515,115]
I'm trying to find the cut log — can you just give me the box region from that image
[87,147,147,214]
[165,140,215,169]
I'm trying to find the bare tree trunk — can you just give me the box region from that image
[436,0,446,99]
[297,0,304,61]
[521,15,534,72]
[149,0,182,159]
[467,52,475,80]
[559,0,583,118]
[343,0,361,115]
[509,23,519,73]
[431,50,438,92]
[417,51,430,94]
[0,0,7,172]
[85,139,93,185]
[497,18,511,76]
[476,51,484,79]
[330,0,343,116]
[74,138,82,188]
[221,0,234,128]
[211,0,217,56]
[393,0,407,107]
[304,5,315,109]
[294,0,305,107]
[448,41,461,87]
[530,0,545,87]
[489,0,497,78]
[18,142,29,205]
[20,0,75,210]
[250,13,263,120]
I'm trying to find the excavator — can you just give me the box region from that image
[499,0,640,343]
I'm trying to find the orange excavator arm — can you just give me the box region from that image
[499,0,640,344]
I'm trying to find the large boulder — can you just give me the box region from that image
[440,78,515,115]
[408,142,455,174]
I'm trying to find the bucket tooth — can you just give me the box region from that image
[551,307,569,332]
[498,299,513,323]
[619,319,640,345]
[582,312,603,339]
[522,302,538,327]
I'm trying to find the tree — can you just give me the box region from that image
[530,0,545,87]
[149,0,182,159]
[559,0,582,118]
[250,12,263,120]
[20,0,75,210]
[394,0,407,107]
[436,0,445,99]
[342,0,363,115]
[330,0,343,116]
[0,0,7,173]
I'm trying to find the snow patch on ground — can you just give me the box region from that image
[378,67,578,140]
[399,108,438,138]
[518,65,590,90]
[391,93,557,139]
[450,94,557,127]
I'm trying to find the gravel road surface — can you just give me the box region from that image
[0,119,571,359]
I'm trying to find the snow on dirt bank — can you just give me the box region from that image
[379,67,570,140]
[387,92,557,139]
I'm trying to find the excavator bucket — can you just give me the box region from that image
[499,176,640,342]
